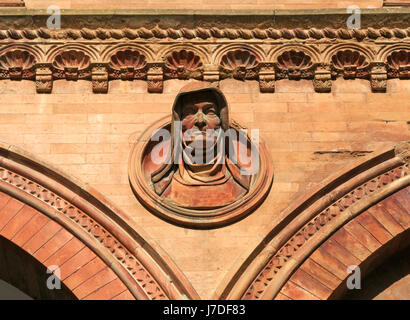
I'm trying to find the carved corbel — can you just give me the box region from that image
[370,62,387,93]
[147,62,164,93]
[35,63,53,94]
[398,65,410,79]
[91,63,109,94]
[313,64,332,93]
[203,64,220,84]
[258,62,275,93]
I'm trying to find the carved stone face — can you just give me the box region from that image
[179,92,221,148]
[130,83,273,228]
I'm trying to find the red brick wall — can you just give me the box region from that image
[0,77,408,298]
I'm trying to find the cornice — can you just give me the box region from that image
[0,8,409,29]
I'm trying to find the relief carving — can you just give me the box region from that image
[147,62,164,93]
[331,49,369,79]
[0,49,35,80]
[91,63,109,94]
[164,50,203,80]
[313,64,332,93]
[129,82,273,228]
[219,49,260,80]
[276,50,313,80]
[0,41,407,93]
[386,50,410,79]
[52,50,91,80]
[370,62,387,92]
[108,49,147,80]
[35,62,53,93]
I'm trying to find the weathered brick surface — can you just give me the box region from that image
[0,78,408,298]
[299,258,341,290]
[280,281,319,300]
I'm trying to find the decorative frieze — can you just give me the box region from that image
[0,28,408,93]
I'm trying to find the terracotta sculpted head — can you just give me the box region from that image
[129,81,273,227]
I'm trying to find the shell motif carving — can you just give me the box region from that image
[0,50,36,80]
[109,49,147,80]
[164,50,203,79]
[52,50,91,80]
[276,50,313,80]
[386,50,410,79]
[220,49,260,80]
[331,49,369,79]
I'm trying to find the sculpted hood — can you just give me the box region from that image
[151,82,251,196]
[171,81,229,131]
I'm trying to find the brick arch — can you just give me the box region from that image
[0,143,199,300]
[276,187,409,300]
[217,141,410,300]
[0,191,132,299]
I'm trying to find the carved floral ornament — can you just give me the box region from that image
[0,40,408,93]
[129,82,273,228]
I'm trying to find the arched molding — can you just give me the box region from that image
[275,187,409,300]
[377,43,410,61]
[216,141,409,300]
[212,43,266,65]
[0,192,129,300]
[0,44,44,63]
[0,142,199,300]
[45,44,100,63]
[322,43,375,65]
[156,43,210,64]
[267,44,321,64]
[100,43,156,63]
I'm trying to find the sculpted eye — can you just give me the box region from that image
[182,106,196,117]
[205,106,217,115]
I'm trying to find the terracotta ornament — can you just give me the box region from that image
[129,82,273,228]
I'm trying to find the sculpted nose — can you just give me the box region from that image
[195,113,206,131]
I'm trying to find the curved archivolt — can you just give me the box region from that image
[0,143,199,300]
[218,141,410,300]
[275,187,409,300]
